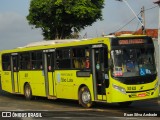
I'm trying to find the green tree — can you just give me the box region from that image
[27,0,104,40]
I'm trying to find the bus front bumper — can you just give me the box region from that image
[106,83,159,103]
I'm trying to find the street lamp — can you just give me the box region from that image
[116,0,144,27]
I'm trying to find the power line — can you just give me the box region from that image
[112,5,158,33]
[145,5,158,11]
[113,12,141,33]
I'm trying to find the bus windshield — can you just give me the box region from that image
[111,48,156,77]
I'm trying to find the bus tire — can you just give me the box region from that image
[78,86,92,108]
[24,83,32,100]
[118,101,132,107]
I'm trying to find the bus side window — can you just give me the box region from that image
[2,54,11,71]
[31,51,43,70]
[72,47,90,69]
[56,49,71,69]
[20,52,30,70]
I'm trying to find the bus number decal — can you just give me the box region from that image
[24,73,28,78]
[127,86,136,91]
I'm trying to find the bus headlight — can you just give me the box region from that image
[154,82,158,91]
[112,84,126,94]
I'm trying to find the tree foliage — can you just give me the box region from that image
[27,0,104,40]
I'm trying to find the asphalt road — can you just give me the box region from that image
[0,84,159,120]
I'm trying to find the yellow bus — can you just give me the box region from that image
[0,35,159,107]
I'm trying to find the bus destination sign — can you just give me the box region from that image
[119,39,145,45]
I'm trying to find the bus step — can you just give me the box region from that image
[47,95,57,100]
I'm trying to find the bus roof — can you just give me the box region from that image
[0,35,149,53]
[19,39,81,48]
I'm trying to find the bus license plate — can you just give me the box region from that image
[137,93,146,97]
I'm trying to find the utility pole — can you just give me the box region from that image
[154,0,160,45]
[141,6,146,34]
[154,0,160,95]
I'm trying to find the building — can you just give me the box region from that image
[114,29,158,38]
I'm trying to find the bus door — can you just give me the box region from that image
[11,53,19,93]
[92,44,109,100]
[43,49,55,97]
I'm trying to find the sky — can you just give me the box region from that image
[0,0,159,50]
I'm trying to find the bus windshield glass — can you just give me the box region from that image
[111,48,156,77]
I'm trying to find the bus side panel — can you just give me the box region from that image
[1,71,12,93]
[54,70,75,99]
[19,71,46,97]
[54,70,94,100]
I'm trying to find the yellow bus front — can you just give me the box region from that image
[105,36,159,104]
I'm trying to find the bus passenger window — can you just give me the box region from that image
[2,54,11,71]
[31,51,43,70]
[72,47,90,69]
[20,52,30,70]
[56,49,71,69]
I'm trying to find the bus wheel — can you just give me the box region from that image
[24,83,32,100]
[118,101,132,107]
[78,86,92,108]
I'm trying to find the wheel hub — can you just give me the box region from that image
[26,87,30,96]
[82,91,91,104]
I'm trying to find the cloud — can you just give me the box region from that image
[0,12,43,50]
